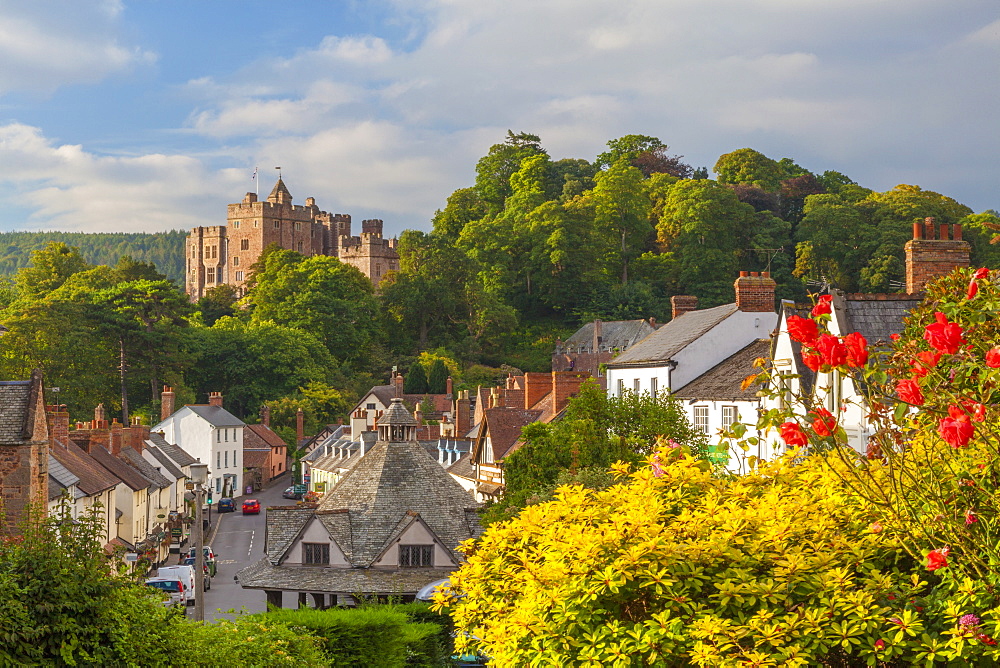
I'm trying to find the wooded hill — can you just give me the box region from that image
[0,231,186,284]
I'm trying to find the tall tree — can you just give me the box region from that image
[713,148,785,192]
[404,362,428,394]
[426,358,449,394]
[474,131,547,214]
[591,160,653,284]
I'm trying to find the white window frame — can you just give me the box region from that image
[694,406,710,434]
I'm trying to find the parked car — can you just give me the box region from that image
[145,577,187,608]
[186,545,217,576]
[155,565,196,606]
[282,486,303,500]
[242,499,261,514]
[179,559,213,590]
[217,497,235,512]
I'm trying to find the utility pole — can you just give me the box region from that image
[190,462,208,623]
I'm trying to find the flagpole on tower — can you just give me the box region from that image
[252,166,258,198]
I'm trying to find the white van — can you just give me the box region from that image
[157,565,198,606]
[145,577,187,607]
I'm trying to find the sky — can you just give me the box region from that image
[0,0,997,238]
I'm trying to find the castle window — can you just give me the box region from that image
[274,220,280,229]
[253,220,258,228]
[191,247,196,258]
[206,268,215,283]
[295,222,301,231]
[297,241,303,252]
[233,220,240,229]
[241,239,249,251]
[211,245,218,259]
[204,248,211,259]
[233,256,239,266]
[235,271,244,282]
[400,545,434,568]
[303,543,330,565]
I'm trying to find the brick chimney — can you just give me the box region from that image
[734,271,777,312]
[160,386,175,421]
[905,217,971,294]
[552,371,589,415]
[454,390,472,436]
[94,403,106,424]
[46,404,69,447]
[524,372,550,410]
[261,404,271,428]
[446,376,453,397]
[208,392,223,407]
[671,295,698,320]
[124,418,148,453]
[110,419,124,455]
[414,406,423,426]
[296,408,305,443]
[592,319,603,353]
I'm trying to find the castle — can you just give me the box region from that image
[185,178,400,301]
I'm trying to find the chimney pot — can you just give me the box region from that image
[954,223,963,241]
[913,221,923,240]
[739,270,749,277]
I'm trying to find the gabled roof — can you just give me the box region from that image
[674,340,771,401]
[0,375,42,445]
[245,424,286,449]
[143,445,184,480]
[49,453,81,501]
[147,432,197,467]
[185,405,245,428]
[265,507,314,563]
[89,446,152,492]
[359,385,452,414]
[561,319,657,352]
[608,303,739,367]
[120,447,172,489]
[314,439,480,566]
[447,453,475,479]
[268,177,292,203]
[480,407,543,461]
[49,440,121,496]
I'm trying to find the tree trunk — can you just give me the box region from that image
[119,337,129,425]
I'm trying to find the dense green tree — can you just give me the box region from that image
[597,134,692,178]
[426,357,449,394]
[13,242,90,299]
[430,187,485,239]
[591,160,653,284]
[196,283,239,326]
[474,131,547,214]
[403,361,428,394]
[713,148,785,192]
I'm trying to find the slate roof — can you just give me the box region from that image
[49,440,121,496]
[238,556,455,595]
[143,445,184,480]
[842,293,921,344]
[674,340,772,401]
[265,507,314,563]
[447,453,475,479]
[313,438,480,567]
[481,407,542,461]
[362,386,453,414]
[89,446,152,492]
[186,405,245,428]
[0,380,34,445]
[147,433,197,467]
[559,319,657,353]
[48,453,81,501]
[120,447,172,489]
[607,304,739,367]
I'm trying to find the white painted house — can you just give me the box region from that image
[151,392,245,498]
[606,273,779,401]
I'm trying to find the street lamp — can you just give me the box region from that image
[190,462,208,623]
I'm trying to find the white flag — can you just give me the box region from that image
[251,167,257,181]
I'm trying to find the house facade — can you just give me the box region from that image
[0,371,49,531]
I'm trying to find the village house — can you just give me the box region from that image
[552,318,659,381]
[236,397,481,608]
[0,371,49,532]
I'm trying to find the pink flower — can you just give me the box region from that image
[651,456,665,478]
[926,547,950,571]
[870,521,883,534]
[960,614,981,628]
[939,405,975,448]
[924,312,965,354]
[779,422,808,448]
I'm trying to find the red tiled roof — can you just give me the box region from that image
[245,424,286,449]
[49,439,120,496]
[482,407,543,461]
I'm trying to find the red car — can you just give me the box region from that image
[242,499,260,515]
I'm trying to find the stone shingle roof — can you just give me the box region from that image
[314,439,480,566]
[265,507,314,563]
[120,447,172,489]
[49,440,121,496]
[560,319,657,353]
[48,453,81,501]
[143,445,184,480]
[89,446,152,492]
[674,340,772,401]
[842,293,921,345]
[364,385,452,414]
[238,556,455,595]
[147,433,197,467]
[0,380,33,445]
[608,303,738,367]
[447,453,475,479]
[186,405,245,428]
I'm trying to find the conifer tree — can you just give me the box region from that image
[427,358,449,394]
[403,363,428,394]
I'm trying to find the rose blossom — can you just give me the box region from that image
[986,347,1000,368]
[811,407,837,437]
[911,351,942,378]
[816,333,847,368]
[787,315,819,345]
[895,378,924,406]
[926,547,950,571]
[844,332,868,368]
[779,422,808,448]
[924,312,965,354]
[939,406,974,448]
[811,294,833,317]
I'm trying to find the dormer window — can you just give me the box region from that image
[303,543,330,565]
[399,544,433,568]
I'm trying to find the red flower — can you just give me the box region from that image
[787,315,819,345]
[926,547,950,571]
[871,521,883,534]
[801,350,822,372]
[911,351,942,378]
[811,294,833,317]
[939,405,974,448]
[874,639,886,650]
[924,312,965,354]
[965,509,978,525]
[967,280,979,300]
[779,421,808,448]
[810,407,837,437]
[974,267,990,279]
[961,400,987,423]
[895,379,924,406]
[844,332,868,368]
[890,333,900,342]
[978,633,998,646]
[986,347,1000,368]
[816,333,847,368]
